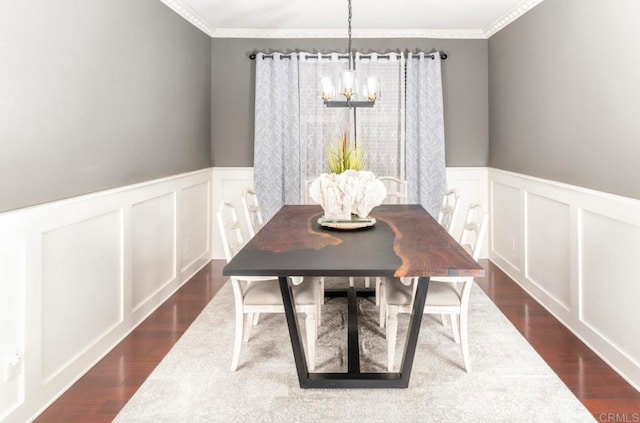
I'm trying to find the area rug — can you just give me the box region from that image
[114,278,595,422]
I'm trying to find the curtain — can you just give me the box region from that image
[253,52,301,220]
[405,52,446,217]
[355,52,405,179]
[298,52,350,195]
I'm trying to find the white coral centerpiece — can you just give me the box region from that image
[309,170,387,220]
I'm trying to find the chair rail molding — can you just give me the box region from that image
[0,168,212,423]
[488,167,640,392]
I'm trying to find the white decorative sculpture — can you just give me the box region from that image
[309,170,387,220]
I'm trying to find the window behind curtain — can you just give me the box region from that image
[356,52,405,179]
[298,53,350,195]
[299,52,405,190]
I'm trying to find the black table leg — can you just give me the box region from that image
[278,276,309,384]
[399,277,430,376]
[278,276,430,389]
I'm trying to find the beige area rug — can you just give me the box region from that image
[114,278,595,422]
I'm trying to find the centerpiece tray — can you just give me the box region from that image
[317,216,376,230]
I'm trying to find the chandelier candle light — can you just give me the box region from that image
[322,0,379,109]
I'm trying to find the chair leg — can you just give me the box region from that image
[243,313,253,343]
[375,277,381,306]
[317,299,322,330]
[440,314,447,326]
[379,282,386,328]
[349,276,355,288]
[317,278,322,329]
[450,314,460,344]
[231,309,244,371]
[253,313,260,325]
[386,306,398,372]
[460,310,471,372]
[365,277,370,289]
[305,308,316,371]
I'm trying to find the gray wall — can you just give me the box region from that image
[0,0,212,213]
[211,38,488,167]
[489,0,640,199]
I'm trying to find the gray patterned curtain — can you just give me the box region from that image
[253,53,301,221]
[405,53,446,217]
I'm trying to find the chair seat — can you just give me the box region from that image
[384,278,462,308]
[243,278,319,306]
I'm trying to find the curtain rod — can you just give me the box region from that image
[249,52,448,60]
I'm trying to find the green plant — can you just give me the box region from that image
[327,131,365,174]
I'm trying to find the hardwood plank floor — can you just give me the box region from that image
[34,261,228,423]
[34,259,639,422]
[475,261,640,421]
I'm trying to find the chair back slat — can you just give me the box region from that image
[217,202,245,263]
[438,189,459,234]
[459,204,488,261]
[242,189,264,238]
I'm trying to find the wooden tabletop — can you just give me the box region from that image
[223,204,485,278]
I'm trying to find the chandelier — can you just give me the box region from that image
[321,0,378,108]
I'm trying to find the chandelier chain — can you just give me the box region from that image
[347,0,352,70]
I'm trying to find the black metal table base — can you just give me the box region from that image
[278,276,430,389]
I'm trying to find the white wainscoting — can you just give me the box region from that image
[489,168,640,391]
[0,169,212,423]
[210,167,489,259]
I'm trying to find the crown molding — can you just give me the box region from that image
[161,0,543,40]
[159,0,215,37]
[210,28,486,39]
[484,0,545,37]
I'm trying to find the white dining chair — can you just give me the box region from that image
[302,178,327,302]
[353,176,408,299]
[303,178,319,205]
[242,188,264,238]
[217,202,322,371]
[437,189,460,236]
[379,203,488,372]
[378,176,408,205]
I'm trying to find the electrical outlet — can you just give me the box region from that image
[3,353,23,382]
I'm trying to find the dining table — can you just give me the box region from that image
[222,204,484,389]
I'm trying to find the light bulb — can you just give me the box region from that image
[365,77,379,102]
[340,71,356,99]
[321,77,334,101]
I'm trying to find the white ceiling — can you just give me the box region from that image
[160,0,544,39]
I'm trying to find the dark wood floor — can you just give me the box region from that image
[35,260,639,422]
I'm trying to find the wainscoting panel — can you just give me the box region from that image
[179,182,210,276]
[580,210,640,365]
[0,240,25,420]
[132,193,176,313]
[0,169,212,423]
[490,181,522,272]
[489,168,640,391]
[525,193,571,311]
[210,167,488,260]
[41,210,124,383]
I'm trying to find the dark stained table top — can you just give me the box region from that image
[223,204,485,278]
